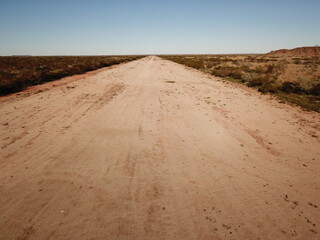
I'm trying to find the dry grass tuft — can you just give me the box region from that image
[161,55,320,112]
[0,55,144,95]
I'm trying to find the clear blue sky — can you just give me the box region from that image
[0,0,319,55]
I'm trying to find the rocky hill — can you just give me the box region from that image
[266,46,320,57]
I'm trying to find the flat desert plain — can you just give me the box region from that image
[0,56,319,240]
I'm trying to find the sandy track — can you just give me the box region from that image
[0,56,319,240]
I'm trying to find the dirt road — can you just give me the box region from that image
[0,56,319,240]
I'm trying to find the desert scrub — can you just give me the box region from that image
[161,55,320,112]
[162,56,205,70]
[0,55,144,95]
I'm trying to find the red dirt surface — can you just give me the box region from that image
[267,46,320,57]
[0,57,319,240]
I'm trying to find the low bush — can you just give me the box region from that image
[161,55,319,112]
[211,66,243,79]
[163,56,205,70]
[0,55,144,95]
[280,82,304,94]
[310,83,320,96]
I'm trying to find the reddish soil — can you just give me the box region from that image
[0,56,319,240]
[267,46,320,57]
